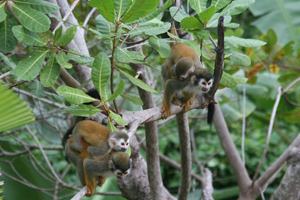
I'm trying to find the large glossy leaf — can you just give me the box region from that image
[89,0,114,22]
[64,104,101,117]
[122,0,158,22]
[0,82,35,132]
[149,37,170,58]
[54,26,77,46]
[29,80,46,98]
[67,49,94,67]
[40,54,60,87]
[115,47,144,63]
[55,51,72,69]
[250,0,300,49]
[119,69,158,93]
[114,0,130,20]
[189,0,207,15]
[109,112,128,125]
[230,51,251,67]
[0,52,16,69]
[15,49,49,80]
[120,93,143,106]
[181,16,203,30]
[12,25,44,46]
[169,6,189,22]
[14,0,60,14]
[0,14,18,52]
[106,80,125,102]
[92,52,111,97]
[211,0,231,12]
[11,4,50,33]
[0,2,7,23]
[128,22,171,36]
[220,0,255,16]
[95,14,113,49]
[56,85,96,104]
[127,0,172,25]
[225,36,266,47]
[199,5,215,24]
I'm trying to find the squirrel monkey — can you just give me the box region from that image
[68,120,129,159]
[161,43,214,119]
[83,150,131,196]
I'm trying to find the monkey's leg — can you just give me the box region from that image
[181,92,194,113]
[172,97,182,106]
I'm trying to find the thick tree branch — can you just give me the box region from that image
[176,112,191,200]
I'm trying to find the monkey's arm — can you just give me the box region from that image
[83,159,98,197]
[161,79,185,119]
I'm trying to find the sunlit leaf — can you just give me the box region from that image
[169,6,189,22]
[109,112,128,125]
[106,80,125,102]
[123,0,159,22]
[64,104,101,117]
[14,0,60,14]
[120,93,143,106]
[89,0,114,22]
[56,85,95,104]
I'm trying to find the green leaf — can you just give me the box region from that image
[39,30,54,43]
[115,47,144,63]
[95,14,113,49]
[15,49,49,80]
[127,0,172,25]
[211,0,231,12]
[230,51,251,67]
[114,0,130,20]
[0,52,16,69]
[12,25,45,46]
[106,80,125,102]
[250,0,300,50]
[14,0,60,14]
[220,0,255,16]
[119,69,158,93]
[54,26,62,42]
[109,112,128,125]
[56,85,96,104]
[64,104,101,117]
[189,0,207,15]
[54,26,77,46]
[101,84,111,102]
[67,49,94,67]
[169,6,189,22]
[233,77,248,84]
[225,36,266,47]
[55,51,72,69]
[92,52,111,98]
[181,17,203,30]
[272,41,294,60]
[40,53,60,87]
[28,80,46,98]
[89,0,114,22]
[0,2,7,23]
[262,29,277,54]
[0,82,35,132]
[123,0,159,22]
[120,93,143,106]
[220,72,238,88]
[0,14,18,52]
[107,121,117,131]
[125,146,131,156]
[149,37,171,58]
[199,5,215,24]
[12,4,50,33]
[128,22,171,36]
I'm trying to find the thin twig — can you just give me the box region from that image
[283,77,300,93]
[0,72,11,80]
[252,87,282,184]
[83,8,97,27]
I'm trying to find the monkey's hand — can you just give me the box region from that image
[96,176,106,186]
[172,97,181,106]
[181,94,195,113]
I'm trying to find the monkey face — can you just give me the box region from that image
[115,169,130,179]
[199,78,213,93]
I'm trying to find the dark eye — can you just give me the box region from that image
[124,172,128,175]
[126,142,129,146]
[121,142,125,145]
[201,82,206,86]
[207,82,211,85]
[117,172,122,176]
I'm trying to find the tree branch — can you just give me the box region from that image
[176,112,192,200]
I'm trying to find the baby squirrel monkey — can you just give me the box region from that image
[161,43,214,119]
[83,150,131,196]
[63,120,130,196]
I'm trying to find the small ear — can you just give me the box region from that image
[109,160,114,169]
[108,138,116,148]
[180,75,187,81]
[191,75,196,83]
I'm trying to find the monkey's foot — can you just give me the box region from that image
[161,107,171,119]
[181,103,191,113]
[96,176,106,186]
[85,191,92,197]
[172,97,181,106]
